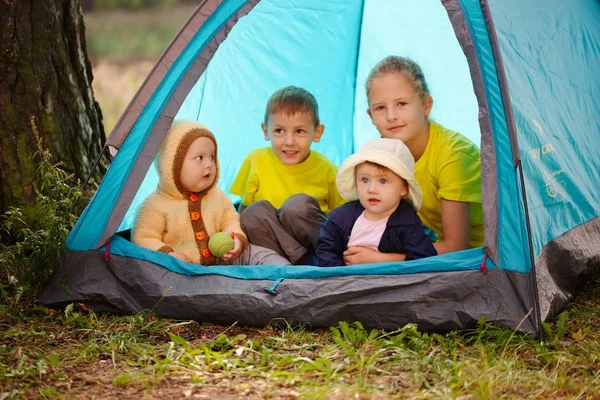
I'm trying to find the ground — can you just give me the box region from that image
[1,278,599,399]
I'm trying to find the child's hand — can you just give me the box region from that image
[343,246,380,265]
[221,235,243,261]
[170,251,192,263]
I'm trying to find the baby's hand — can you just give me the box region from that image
[343,246,380,265]
[221,235,243,261]
[170,251,192,263]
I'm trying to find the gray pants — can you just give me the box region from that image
[230,243,291,266]
[240,194,327,264]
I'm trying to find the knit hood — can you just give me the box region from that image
[157,120,219,199]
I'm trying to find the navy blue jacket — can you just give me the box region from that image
[316,200,437,267]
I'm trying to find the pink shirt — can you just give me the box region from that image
[347,212,389,251]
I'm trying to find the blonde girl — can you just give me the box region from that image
[363,55,483,257]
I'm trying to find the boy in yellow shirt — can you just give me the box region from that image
[230,86,345,264]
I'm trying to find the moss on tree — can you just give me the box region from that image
[0,0,107,215]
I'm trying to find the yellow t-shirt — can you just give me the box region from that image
[229,147,345,214]
[415,120,484,248]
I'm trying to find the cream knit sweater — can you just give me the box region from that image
[132,121,247,265]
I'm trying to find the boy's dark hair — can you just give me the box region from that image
[264,86,320,126]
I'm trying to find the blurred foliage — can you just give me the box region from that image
[0,118,91,308]
[82,0,195,11]
[84,2,196,62]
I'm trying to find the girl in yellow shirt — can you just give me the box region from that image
[360,55,483,260]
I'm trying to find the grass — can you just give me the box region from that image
[1,278,599,399]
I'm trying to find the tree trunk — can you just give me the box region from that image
[0,0,106,214]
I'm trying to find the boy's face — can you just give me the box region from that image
[262,112,324,165]
[356,163,408,221]
[179,137,217,193]
[367,73,432,147]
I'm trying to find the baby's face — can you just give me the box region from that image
[262,111,324,165]
[179,137,216,193]
[356,162,408,221]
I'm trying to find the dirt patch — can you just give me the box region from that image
[20,361,298,400]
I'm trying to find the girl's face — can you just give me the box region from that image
[367,72,432,147]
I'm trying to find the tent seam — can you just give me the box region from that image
[349,0,366,155]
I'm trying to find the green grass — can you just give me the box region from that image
[84,4,197,63]
[1,278,599,399]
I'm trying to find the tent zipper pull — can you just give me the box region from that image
[103,240,111,261]
[264,278,284,296]
[480,253,488,274]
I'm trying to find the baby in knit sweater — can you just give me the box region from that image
[132,121,290,266]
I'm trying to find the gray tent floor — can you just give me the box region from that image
[41,251,537,333]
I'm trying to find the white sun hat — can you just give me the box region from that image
[336,138,422,211]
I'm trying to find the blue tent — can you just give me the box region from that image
[42,0,600,334]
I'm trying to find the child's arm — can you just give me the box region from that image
[221,235,243,262]
[402,222,438,261]
[343,247,406,264]
[217,190,248,259]
[132,198,192,263]
[316,220,346,267]
[131,194,166,253]
[434,144,481,254]
[434,200,471,255]
[327,167,346,212]
[344,214,437,264]
[229,156,258,210]
[131,197,172,254]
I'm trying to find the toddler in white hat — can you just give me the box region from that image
[316,138,436,266]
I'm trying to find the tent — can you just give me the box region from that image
[41,0,600,334]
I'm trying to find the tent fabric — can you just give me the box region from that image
[97,236,488,278]
[104,0,226,150]
[534,216,600,320]
[113,0,494,255]
[69,0,260,251]
[40,251,536,333]
[94,0,509,278]
[121,0,366,232]
[460,0,531,273]
[488,0,600,256]
[442,0,499,264]
[40,0,600,334]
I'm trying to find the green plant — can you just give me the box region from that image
[0,117,85,307]
[541,311,569,347]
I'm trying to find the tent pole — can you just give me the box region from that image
[479,0,544,338]
[80,146,108,192]
[70,145,108,215]
[516,158,544,340]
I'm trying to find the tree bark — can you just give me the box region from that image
[0,0,106,214]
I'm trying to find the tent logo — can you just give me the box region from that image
[544,168,566,199]
[530,143,554,160]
